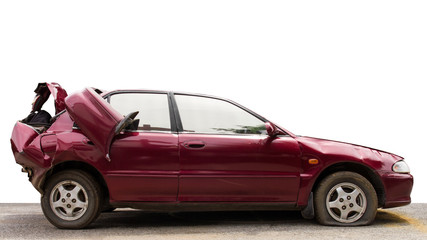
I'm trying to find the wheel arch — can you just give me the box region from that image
[312,162,386,207]
[42,161,110,205]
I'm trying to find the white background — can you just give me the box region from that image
[0,1,426,203]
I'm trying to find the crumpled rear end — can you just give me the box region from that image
[11,122,51,192]
[11,122,39,153]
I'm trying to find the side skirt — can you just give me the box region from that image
[110,202,300,212]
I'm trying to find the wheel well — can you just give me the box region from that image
[312,162,386,207]
[42,161,110,206]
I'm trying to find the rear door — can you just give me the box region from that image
[106,92,179,202]
[66,89,179,202]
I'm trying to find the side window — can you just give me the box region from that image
[109,93,171,132]
[175,95,266,135]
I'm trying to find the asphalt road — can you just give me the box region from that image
[1,203,426,240]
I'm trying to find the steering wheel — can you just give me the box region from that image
[114,111,139,135]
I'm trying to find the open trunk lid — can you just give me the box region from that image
[21,82,68,126]
[33,82,68,114]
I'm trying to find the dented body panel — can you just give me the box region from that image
[65,87,123,160]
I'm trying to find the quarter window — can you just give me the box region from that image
[175,95,266,135]
[109,93,171,132]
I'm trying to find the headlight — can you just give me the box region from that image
[392,160,410,173]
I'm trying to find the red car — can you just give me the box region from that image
[11,83,413,229]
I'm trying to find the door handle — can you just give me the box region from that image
[183,140,206,149]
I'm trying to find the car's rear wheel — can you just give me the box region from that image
[314,171,378,226]
[41,170,102,229]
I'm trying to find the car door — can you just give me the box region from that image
[174,94,301,202]
[105,92,179,202]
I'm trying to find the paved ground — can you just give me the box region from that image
[0,203,426,240]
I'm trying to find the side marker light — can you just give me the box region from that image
[308,159,319,165]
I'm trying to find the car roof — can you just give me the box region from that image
[102,89,239,104]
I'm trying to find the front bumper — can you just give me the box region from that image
[380,172,413,208]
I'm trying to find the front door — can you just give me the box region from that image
[174,94,301,202]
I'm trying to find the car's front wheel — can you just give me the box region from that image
[41,170,102,229]
[314,171,378,226]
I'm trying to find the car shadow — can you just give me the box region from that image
[93,210,304,229]
[91,209,410,229]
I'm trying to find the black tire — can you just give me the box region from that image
[41,170,102,229]
[102,207,116,213]
[314,171,378,226]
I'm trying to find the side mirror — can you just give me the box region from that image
[265,122,280,137]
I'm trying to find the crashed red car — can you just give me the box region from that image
[11,83,413,229]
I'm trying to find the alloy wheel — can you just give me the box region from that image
[325,182,367,223]
[49,180,89,221]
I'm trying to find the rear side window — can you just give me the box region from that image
[175,95,266,135]
[109,93,171,132]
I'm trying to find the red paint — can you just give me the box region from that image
[10,84,413,211]
[46,82,68,114]
[178,134,301,202]
[380,173,413,208]
[65,87,123,160]
[11,122,39,153]
[107,132,179,202]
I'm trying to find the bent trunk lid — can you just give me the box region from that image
[46,82,68,114]
[33,82,68,114]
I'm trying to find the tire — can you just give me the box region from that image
[102,207,116,213]
[314,171,378,226]
[41,170,102,229]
